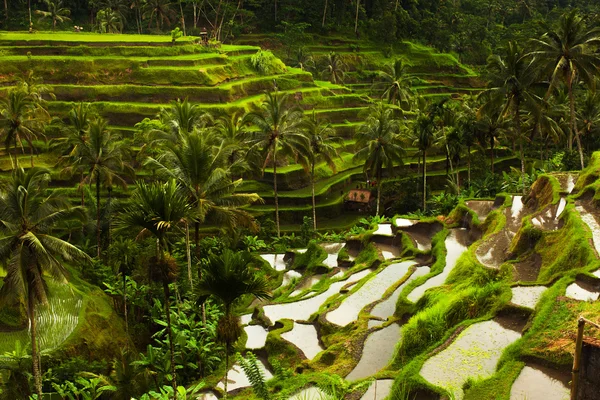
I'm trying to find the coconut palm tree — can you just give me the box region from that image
[578,89,600,155]
[194,249,271,396]
[483,41,539,192]
[0,90,47,168]
[299,112,343,230]
[407,108,441,211]
[246,92,308,237]
[154,98,211,143]
[115,179,194,396]
[375,59,414,108]
[142,0,176,30]
[59,118,132,258]
[144,130,261,285]
[0,167,89,398]
[35,0,71,30]
[530,9,600,168]
[214,112,250,177]
[354,103,405,216]
[321,52,348,84]
[476,93,510,174]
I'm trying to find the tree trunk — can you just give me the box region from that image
[224,340,230,398]
[96,173,101,259]
[29,294,42,399]
[515,99,525,194]
[490,133,495,174]
[322,0,328,27]
[467,145,471,187]
[28,0,32,30]
[568,75,585,169]
[123,273,128,337]
[354,0,360,34]
[185,222,192,287]
[423,150,427,211]
[273,149,281,237]
[179,0,186,36]
[376,168,382,216]
[162,280,178,397]
[3,0,7,26]
[311,162,317,231]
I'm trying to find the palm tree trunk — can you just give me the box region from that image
[29,295,42,399]
[185,221,192,287]
[467,145,471,187]
[123,273,128,337]
[354,0,360,34]
[96,174,101,259]
[3,0,7,26]
[568,75,585,169]
[273,149,281,238]
[376,168,382,216]
[490,133,495,174]
[515,100,525,194]
[311,162,317,231]
[28,0,32,30]
[322,0,328,27]
[162,280,178,397]
[423,150,427,211]
[179,0,186,36]
[224,340,230,397]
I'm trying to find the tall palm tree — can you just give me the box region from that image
[214,112,250,177]
[407,109,440,211]
[59,118,131,258]
[0,90,47,168]
[195,249,271,396]
[375,59,414,108]
[530,9,600,168]
[476,93,510,174]
[154,99,210,143]
[247,92,308,237]
[144,130,261,285]
[484,41,539,192]
[0,167,89,398]
[35,0,71,30]
[354,103,405,216]
[578,89,600,155]
[299,112,343,230]
[321,52,348,85]
[116,179,194,396]
[142,0,176,30]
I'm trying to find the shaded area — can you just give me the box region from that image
[346,323,402,381]
[511,253,542,282]
[510,364,570,400]
[465,200,496,222]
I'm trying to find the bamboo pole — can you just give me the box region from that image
[570,317,585,400]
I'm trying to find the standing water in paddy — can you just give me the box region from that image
[407,229,471,303]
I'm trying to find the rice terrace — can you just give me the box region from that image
[0,1,600,399]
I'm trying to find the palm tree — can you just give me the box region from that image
[375,59,414,108]
[59,118,131,258]
[214,112,250,177]
[116,179,194,396]
[96,8,124,33]
[530,9,600,169]
[195,249,271,396]
[144,130,261,285]
[142,0,176,30]
[108,239,139,337]
[299,112,343,230]
[0,167,89,398]
[407,109,440,211]
[578,89,600,155]
[476,93,510,174]
[484,41,539,192]
[354,103,405,216]
[0,90,47,168]
[154,99,210,143]
[321,52,348,84]
[35,0,71,30]
[247,92,308,237]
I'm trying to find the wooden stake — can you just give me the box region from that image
[571,317,585,400]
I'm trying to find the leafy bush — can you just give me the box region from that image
[250,50,287,75]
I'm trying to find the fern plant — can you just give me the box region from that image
[237,352,271,400]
